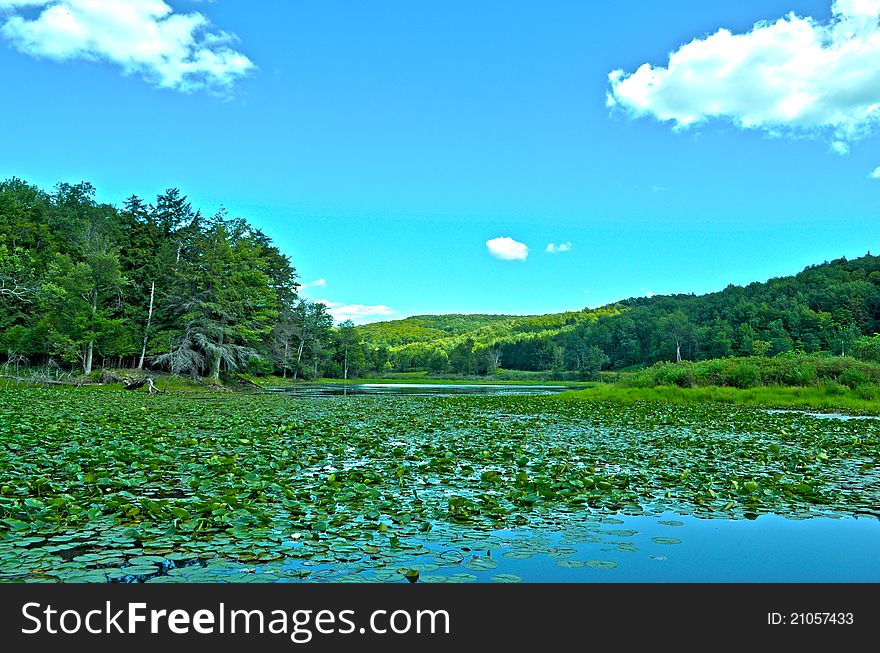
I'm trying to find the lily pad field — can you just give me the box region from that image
[1,386,879,583]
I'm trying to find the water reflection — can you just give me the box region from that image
[267,383,577,397]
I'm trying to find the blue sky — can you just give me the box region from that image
[1,0,879,322]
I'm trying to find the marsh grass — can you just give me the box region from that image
[559,383,880,414]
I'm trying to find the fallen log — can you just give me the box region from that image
[124,377,162,394]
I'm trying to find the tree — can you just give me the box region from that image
[580,345,610,380]
[658,310,695,363]
[46,183,126,374]
[153,213,278,381]
[427,348,450,373]
[752,340,772,357]
[476,347,500,375]
[855,335,880,363]
[449,338,478,375]
[285,300,333,381]
[335,320,362,380]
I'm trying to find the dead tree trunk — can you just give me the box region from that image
[293,338,305,382]
[137,281,155,370]
[84,287,98,374]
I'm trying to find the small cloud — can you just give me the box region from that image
[486,236,528,261]
[299,278,327,290]
[545,242,573,254]
[651,185,667,193]
[869,166,880,179]
[831,141,850,155]
[645,291,655,298]
[316,300,395,324]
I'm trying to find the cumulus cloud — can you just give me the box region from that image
[317,300,395,325]
[545,242,572,254]
[607,0,880,148]
[870,166,880,178]
[486,236,528,261]
[299,278,327,290]
[0,0,254,92]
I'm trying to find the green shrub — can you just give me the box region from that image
[653,363,696,388]
[822,381,847,396]
[729,362,760,389]
[854,335,880,364]
[621,354,880,390]
[782,362,817,386]
[838,367,870,390]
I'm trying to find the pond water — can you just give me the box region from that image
[156,512,880,584]
[765,409,879,421]
[4,388,880,584]
[468,513,880,583]
[266,383,576,397]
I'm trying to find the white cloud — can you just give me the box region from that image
[316,300,395,325]
[870,166,880,178]
[608,0,880,148]
[486,236,528,261]
[299,278,327,290]
[645,291,655,298]
[0,0,254,93]
[545,242,572,254]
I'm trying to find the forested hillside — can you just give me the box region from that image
[2,177,879,382]
[359,254,880,377]
[356,314,519,347]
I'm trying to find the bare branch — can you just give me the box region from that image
[0,275,33,302]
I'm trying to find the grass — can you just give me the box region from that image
[558,383,880,414]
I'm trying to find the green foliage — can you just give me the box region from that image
[855,335,880,363]
[627,355,880,390]
[357,314,520,347]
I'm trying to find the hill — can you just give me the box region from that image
[358,254,880,376]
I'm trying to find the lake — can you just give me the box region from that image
[2,387,879,583]
[266,382,577,397]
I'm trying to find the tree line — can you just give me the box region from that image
[3,177,879,382]
[0,178,367,381]
[362,254,880,378]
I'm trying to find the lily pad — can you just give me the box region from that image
[651,537,682,545]
[584,560,619,570]
[491,573,522,583]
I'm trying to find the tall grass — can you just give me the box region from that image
[558,383,880,414]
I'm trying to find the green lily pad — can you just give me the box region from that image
[651,537,682,545]
[584,560,619,570]
[491,573,523,583]
[555,559,585,569]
